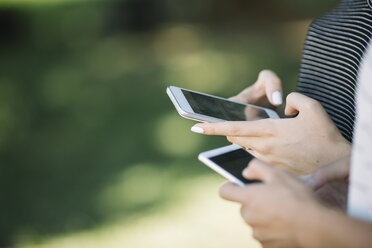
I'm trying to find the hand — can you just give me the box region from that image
[230,70,283,107]
[308,156,350,190]
[220,159,372,248]
[306,156,350,210]
[219,159,324,247]
[191,93,351,174]
[313,181,349,211]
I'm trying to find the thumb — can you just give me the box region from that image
[242,159,278,183]
[284,92,320,116]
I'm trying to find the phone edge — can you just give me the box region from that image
[198,146,246,187]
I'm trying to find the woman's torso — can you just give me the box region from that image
[297,0,372,142]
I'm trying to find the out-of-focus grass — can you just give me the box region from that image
[0,0,97,6]
[15,175,261,248]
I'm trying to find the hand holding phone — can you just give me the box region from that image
[167,86,279,123]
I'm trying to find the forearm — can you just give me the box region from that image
[300,205,372,248]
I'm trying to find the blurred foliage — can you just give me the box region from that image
[0,0,339,247]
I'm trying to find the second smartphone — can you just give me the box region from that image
[198,144,261,187]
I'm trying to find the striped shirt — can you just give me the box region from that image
[297,0,372,142]
[348,40,372,222]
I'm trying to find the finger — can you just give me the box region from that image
[240,205,252,224]
[226,136,264,151]
[219,182,265,204]
[308,157,351,190]
[242,159,279,183]
[230,83,264,104]
[240,205,269,227]
[229,95,244,103]
[252,228,272,243]
[191,119,273,136]
[258,70,283,106]
[284,92,321,116]
[219,182,248,203]
[227,136,277,160]
[229,90,257,104]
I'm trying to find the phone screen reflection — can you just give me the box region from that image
[182,90,269,121]
[210,149,260,184]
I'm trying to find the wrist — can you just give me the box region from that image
[326,139,351,166]
[335,139,351,157]
[295,203,331,248]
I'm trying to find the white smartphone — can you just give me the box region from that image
[198,144,261,187]
[167,86,279,122]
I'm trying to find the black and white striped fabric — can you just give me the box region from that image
[297,0,372,142]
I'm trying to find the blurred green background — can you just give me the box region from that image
[0,0,339,247]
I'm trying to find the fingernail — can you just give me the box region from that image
[242,167,250,177]
[272,91,283,105]
[191,126,204,134]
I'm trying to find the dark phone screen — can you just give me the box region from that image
[182,89,269,121]
[210,148,260,184]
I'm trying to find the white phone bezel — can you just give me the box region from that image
[167,85,279,122]
[198,144,248,187]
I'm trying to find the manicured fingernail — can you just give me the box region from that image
[191,126,204,134]
[272,91,283,105]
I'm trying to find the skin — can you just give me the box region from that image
[192,70,351,174]
[219,159,372,248]
[308,155,350,190]
[229,70,284,108]
[302,156,350,210]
